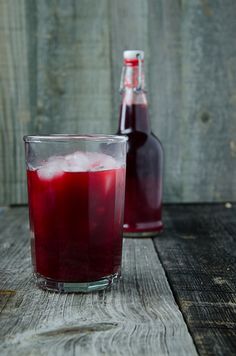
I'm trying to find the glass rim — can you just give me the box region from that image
[23,134,128,143]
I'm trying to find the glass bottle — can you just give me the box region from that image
[117,50,163,236]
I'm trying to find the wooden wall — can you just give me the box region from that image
[0,0,236,205]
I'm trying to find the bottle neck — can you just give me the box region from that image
[118,62,151,134]
[120,60,145,92]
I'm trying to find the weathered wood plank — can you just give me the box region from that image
[154,204,236,356]
[148,0,183,201]
[35,0,112,134]
[180,1,236,202]
[148,0,236,202]
[1,0,236,205]
[0,207,197,356]
[0,0,113,205]
[0,0,31,204]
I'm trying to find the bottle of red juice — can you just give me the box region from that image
[117,50,163,236]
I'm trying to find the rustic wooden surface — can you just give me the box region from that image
[154,204,236,356]
[0,0,236,205]
[1,205,236,355]
[0,206,198,356]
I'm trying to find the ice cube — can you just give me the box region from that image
[64,151,90,172]
[87,152,118,171]
[101,155,118,170]
[37,151,119,179]
[37,161,64,180]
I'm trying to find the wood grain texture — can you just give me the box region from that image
[0,0,113,205]
[0,207,197,356]
[154,204,236,356]
[148,0,236,202]
[1,0,236,204]
[180,1,236,202]
[148,0,183,201]
[0,0,31,204]
[35,0,112,135]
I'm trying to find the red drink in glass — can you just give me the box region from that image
[27,167,125,282]
[24,135,127,292]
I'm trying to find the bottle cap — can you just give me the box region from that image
[123,50,144,60]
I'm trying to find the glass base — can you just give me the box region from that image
[34,272,120,293]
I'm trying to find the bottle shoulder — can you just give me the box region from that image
[118,131,163,156]
[150,132,164,150]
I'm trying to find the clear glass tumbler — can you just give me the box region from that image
[24,134,127,293]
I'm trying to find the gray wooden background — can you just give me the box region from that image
[0,0,236,205]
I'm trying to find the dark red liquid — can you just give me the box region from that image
[118,104,163,233]
[27,168,125,282]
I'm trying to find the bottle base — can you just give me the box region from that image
[123,221,163,237]
[34,272,120,293]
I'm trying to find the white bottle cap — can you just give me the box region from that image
[123,50,144,60]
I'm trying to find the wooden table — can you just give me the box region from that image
[0,204,235,355]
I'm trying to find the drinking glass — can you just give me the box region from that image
[24,134,127,292]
